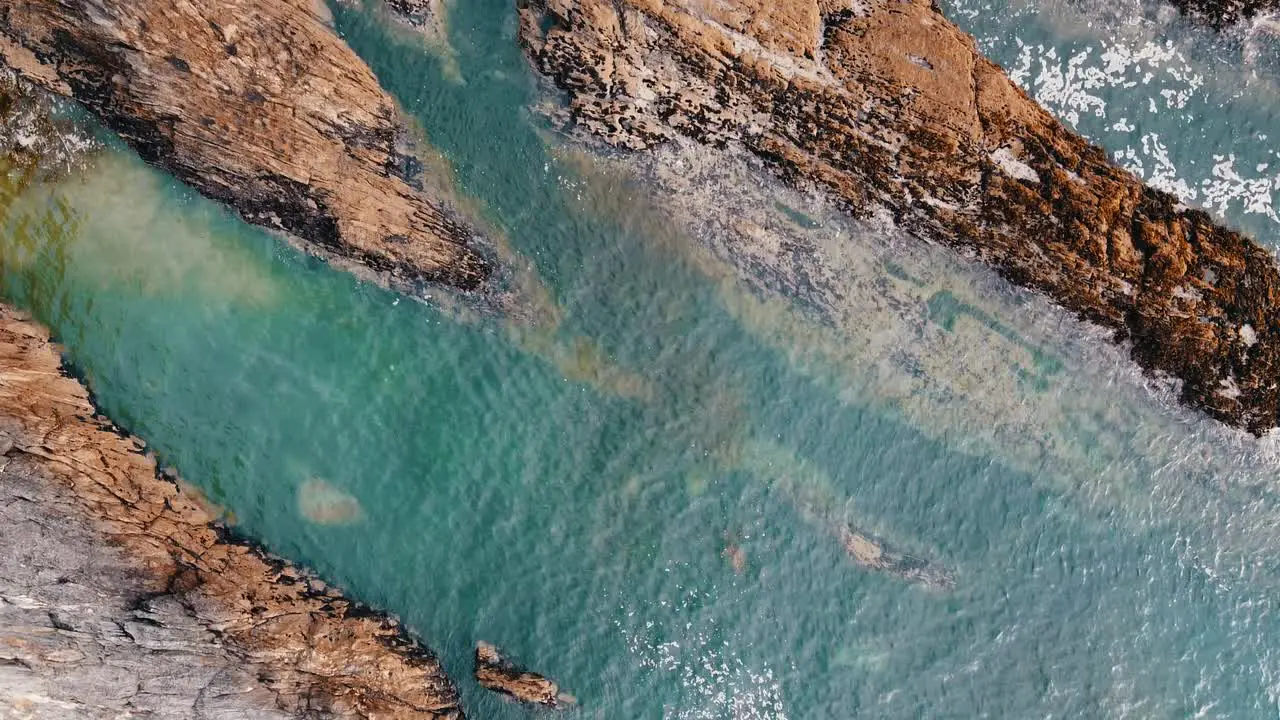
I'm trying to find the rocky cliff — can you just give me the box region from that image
[0,0,490,292]
[0,305,462,719]
[520,0,1280,433]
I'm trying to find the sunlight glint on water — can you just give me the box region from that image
[0,0,1279,716]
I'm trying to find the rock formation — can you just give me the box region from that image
[0,0,490,292]
[835,525,956,590]
[519,0,1280,434]
[338,0,453,45]
[385,0,450,28]
[474,641,574,707]
[0,304,462,719]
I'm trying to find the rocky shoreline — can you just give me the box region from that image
[520,0,1280,434]
[0,305,462,719]
[0,0,490,293]
[474,641,575,708]
[4,0,1274,435]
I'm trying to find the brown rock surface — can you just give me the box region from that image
[0,0,489,291]
[519,0,1280,433]
[474,641,574,707]
[0,304,462,719]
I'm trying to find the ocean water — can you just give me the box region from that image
[943,0,1280,246]
[3,0,1280,717]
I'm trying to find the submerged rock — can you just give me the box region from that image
[0,0,490,293]
[722,531,748,575]
[339,0,455,51]
[298,477,366,525]
[836,526,957,591]
[0,75,99,177]
[519,0,1280,434]
[386,0,451,29]
[475,641,576,708]
[0,304,462,719]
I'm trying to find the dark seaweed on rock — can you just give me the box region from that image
[0,0,490,293]
[519,0,1280,434]
[0,304,464,719]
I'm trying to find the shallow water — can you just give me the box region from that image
[4,0,1280,717]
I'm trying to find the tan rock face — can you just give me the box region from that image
[0,0,489,291]
[474,641,574,708]
[520,0,1280,433]
[0,305,462,719]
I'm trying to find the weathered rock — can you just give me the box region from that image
[0,0,490,292]
[385,0,449,27]
[520,0,1280,434]
[835,526,956,590]
[338,0,452,40]
[0,73,99,177]
[474,641,574,708]
[0,304,463,719]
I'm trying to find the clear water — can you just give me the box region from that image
[3,0,1280,717]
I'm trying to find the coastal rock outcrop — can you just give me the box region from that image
[385,0,449,27]
[519,0,1280,433]
[338,0,452,42]
[835,525,956,590]
[474,641,575,707]
[0,304,463,719]
[0,0,490,291]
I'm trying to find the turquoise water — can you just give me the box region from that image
[4,0,1280,716]
[942,0,1280,246]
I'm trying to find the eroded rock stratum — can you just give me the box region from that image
[0,305,462,719]
[520,0,1280,433]
[0,0,490,291]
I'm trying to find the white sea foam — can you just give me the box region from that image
[616,588,789,719]
[0,73,101,174]
[946,0,1280,240]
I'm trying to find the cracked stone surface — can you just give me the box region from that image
[519,0,1280,433]
[0,304,462,720]
[0,0,490,293]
